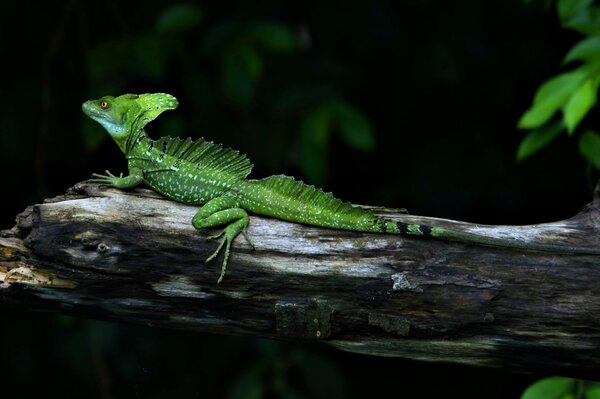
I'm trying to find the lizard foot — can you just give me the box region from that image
[205,234,231,284]
[204,219,250,283]
[90,170,123,187]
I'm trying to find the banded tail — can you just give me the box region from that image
[237,176,600,256]
[376,218,600,256]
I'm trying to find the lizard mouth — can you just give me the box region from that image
[82,101,101,118]
[82,101,114,126]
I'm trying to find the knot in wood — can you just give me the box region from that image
[96,243,109,253]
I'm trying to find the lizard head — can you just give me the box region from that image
[82,93,178,152]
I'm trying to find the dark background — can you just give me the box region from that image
[0,0,595,397]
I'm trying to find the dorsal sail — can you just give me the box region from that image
[153,136,253,184]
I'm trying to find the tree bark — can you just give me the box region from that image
[1,182,599,377]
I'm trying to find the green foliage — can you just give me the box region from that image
[227,340,345,399]
[517,121,564,160]
[518,0,600,172]
[564,78,598,132]
[82,4,373,184]
[517,71,587,130]
[563,36,600,63]
[299,101,375,185]
[578,129,600,166]
[221,43,263,105]
[558,0,600,34]
[521,377,574,399]
[521,378,600,399]
[155,3,203,33]
[203,21,300,105]
[588,385,600,399]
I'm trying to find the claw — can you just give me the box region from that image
[205,236,227,263]
[206,229,225,240]
[217,238,232,284]
[241,229,255,250]
[205,235,233,284]
[90,170,120,187]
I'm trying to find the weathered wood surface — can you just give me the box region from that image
[1,181,600,377]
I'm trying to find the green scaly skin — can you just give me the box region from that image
[83,93,600,283]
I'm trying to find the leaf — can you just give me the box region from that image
[271,86,338,114]
[564,79,597,133]
[299,107,332,185]
[587,386,600,399]
[579,130,600,168]
[156,3,203,33]
[81,115,108,151]
[517,121,564,161]
[88,35,170,80]
[250,22,297,53]
[563,5,600,35]
[157,114,185,138]
[518,70,587,129]
[521,377,574,399]
[221,44,263,105]
[227,366,264,399]
[298,353,345,399]
[201,20,239,54]
[133,35,170,79]
[557,0,593,25]
[334,102,375,151]
[563,37,600,64]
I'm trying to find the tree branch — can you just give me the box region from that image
[1,182,599,377]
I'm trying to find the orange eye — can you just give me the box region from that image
[100,101,109,109]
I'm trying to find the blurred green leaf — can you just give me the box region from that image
[88,39,129,79]
[134,35,170,79]
[81,116,108,151]
[299,107,332,185]
[564,37,600,64]
[201,20,239,54]
[579,129,600,168]
[517,121,564,161]
[250,22,297,53]
[156,3,203,33]
[521,377,574,399]
[221,44,263,105]
[557,0,593,25]
[564,78,597,133]
[335,102,375,151]
[518,70,587,129]
[227,366,264,399]
[562,5,600,35]
[587,386,600,399]
[157,115,185,138]
[88,35,170,80]
[298,353,345,399]
[297,101,375,183]
[272,86,338,114]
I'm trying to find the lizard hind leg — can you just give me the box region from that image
[192,196,252,283]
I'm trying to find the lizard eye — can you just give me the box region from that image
[100,101,109,109]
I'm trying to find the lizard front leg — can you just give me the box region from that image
[192,195,254,283]
[90,165,143,189]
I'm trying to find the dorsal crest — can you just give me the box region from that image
[261,175,372,218]
[154,136,253,183]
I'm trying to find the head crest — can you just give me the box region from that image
[136,93,179,126]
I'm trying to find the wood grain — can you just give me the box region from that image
[1,181,599,377]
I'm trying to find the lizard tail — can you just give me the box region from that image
[380,219,600,255]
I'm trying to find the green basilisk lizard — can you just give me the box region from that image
[84,93,600,282]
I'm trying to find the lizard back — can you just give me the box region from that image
[128,134,253,204]
[236,175,381,231]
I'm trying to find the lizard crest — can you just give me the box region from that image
[82,93,178,152]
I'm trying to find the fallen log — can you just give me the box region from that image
[1,181,599,378]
